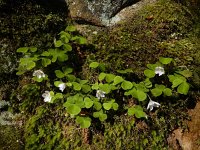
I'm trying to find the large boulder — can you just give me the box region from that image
[67,0,139,26]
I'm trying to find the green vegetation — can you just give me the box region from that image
[1,0,200,149]
[17,23,192,128]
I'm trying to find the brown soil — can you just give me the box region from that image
[168,101,200,150]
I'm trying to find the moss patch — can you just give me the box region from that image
[4,0,200,149]
[88,0,199,78]
[0,125,23,150]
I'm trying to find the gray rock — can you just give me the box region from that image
[67,0,139,26]
[0,39,17,74]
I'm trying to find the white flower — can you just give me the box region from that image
[58,83,66,92]
[96,90,106,99]
[42,91,52,102]
[147,99,160,111]
[155,66,165,76]
[33,70,45,79]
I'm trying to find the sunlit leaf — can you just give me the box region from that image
[159,57,173,65]
[41,58,51,67]
[121,81,133,90]
[105,74,115,83]
[17,47,29,53]
[55,70,65,78]
[66,25,76,32]
[103,102,112,110]
[151,88,163,97]
[99,73,106,81]
[76,116,91,128]
[89,62,99,68]
[67,104,81,115]
[84,97,93,108]
[163,88,172,96]
[144,69,155,78]
[177,82,189,95]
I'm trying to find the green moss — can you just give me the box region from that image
[5,0,200,149]
[89,0,199,78]
[0,125,23,150]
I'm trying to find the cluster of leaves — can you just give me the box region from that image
[17,26,192,128]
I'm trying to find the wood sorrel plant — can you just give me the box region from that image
[17,26,192,128]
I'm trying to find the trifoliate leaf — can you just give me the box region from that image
[67,104,81,115]
[177,82,189,95]
[54,40,63,47]
[124,88,137,96]
[89,62,99,68]
[105,74,115,83]
[147,64,158,70]
[30,47,37,52]
[48,49,68,62]
[79,80,88,85]
[135,109,147,118]
[172,78,184,88]
[55,70,65,78]
[65,25,76,32]
[103,102,112,110]
[136,90,147,101]
[32,76,43,82]
[93,111,100,118]
[63,44,72,52]
[41,51,50,56]
[81,85,91,93]
[178,70,192,78]
[59,31,71,39]
[55,93,63,99]
[99,84,111,94]
[66,82,72,87]
[99,73,106,81]
[75,96,85,108]
[27,61,36,70]
[54,81,63,87]
[144,69,155,78]
[17,47,29,53]
[72,82,81,91]
[155,84,166,90]
[121,81,133,90]
[168,75,176,82]
[42,58,51,67]
[76,116,91,128]
[143,78,152,88]
[84,97,93,108]
[99,113,107,121]
[112,103,119,110]
[66,75,76,82]
[128,105,146,118]
[62,66,73,74]
[93,102,102,110]
[163,88,172,96]
[151,88,163,97]
[60,35,69,43]
[159,57,173,65]
[92,83,99,90]
[78,37,87,44]
[113,76,124,85]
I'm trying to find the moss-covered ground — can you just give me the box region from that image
[1,0,200,149]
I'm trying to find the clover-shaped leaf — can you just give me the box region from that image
[76,116,91,128]
[121,81,133,90]
[89,62,99,68]
[84,97,93,108]
[159,57,173,65]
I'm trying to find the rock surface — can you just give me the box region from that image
[67,0,140,26]
[168,101,200,150]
